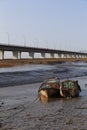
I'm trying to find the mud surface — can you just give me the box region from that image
[0,76,87,130]
[0,62,87,130]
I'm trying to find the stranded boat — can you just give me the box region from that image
[38,77,81,100]
[60,80,81,98]
[38,77,61,100]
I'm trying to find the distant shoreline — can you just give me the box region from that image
[0,59,64,67]
[0,58,87,68]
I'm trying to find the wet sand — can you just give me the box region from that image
[0,76,87,130]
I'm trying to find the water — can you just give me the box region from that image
[0,64,55,73]
[0,61,87,87]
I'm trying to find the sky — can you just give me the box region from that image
[0,0,87,52]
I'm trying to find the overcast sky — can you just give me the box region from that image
[0,0,87,51]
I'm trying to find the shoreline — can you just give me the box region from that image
[0,58,87,68]
[0,59,64,68]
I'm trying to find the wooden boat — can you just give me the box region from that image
[60,80,81,98]
[38,77,81,100]
[38,77,61,99]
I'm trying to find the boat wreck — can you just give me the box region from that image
[60,80,81,98]
[38,77,81,100]
[38,77,61,100]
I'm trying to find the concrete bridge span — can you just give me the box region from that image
[0,44,87,61]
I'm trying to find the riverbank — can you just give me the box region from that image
[0,58,87,68]
[0,76,87,130]
[0,59,63,68]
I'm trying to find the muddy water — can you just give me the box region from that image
[0,62,87,129]
[0,62,87,87]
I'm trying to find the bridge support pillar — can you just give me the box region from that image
[72,55,75,58]
[29,52,34,59]
[66,54,71,58]
[79,55,81,58]
[84,55,87,58]
[13,51,21,59]
[76,54,79,58]
[74,55,77,58]
[62,54,67,58]
[55,54,61,58]
[0,50,4,59]
[61,54,66,58]
[84,55,86,58]
[80,55,82,58]
[40,53,45,58]
[82,55,84,58]
[50,53,54,58]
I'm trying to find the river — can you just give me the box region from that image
[0,61,87,87]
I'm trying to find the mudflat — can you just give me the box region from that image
[0,76,87,130]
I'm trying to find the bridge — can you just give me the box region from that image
[0,43,87,65]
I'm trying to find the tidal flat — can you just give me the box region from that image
[0,62,87,130]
